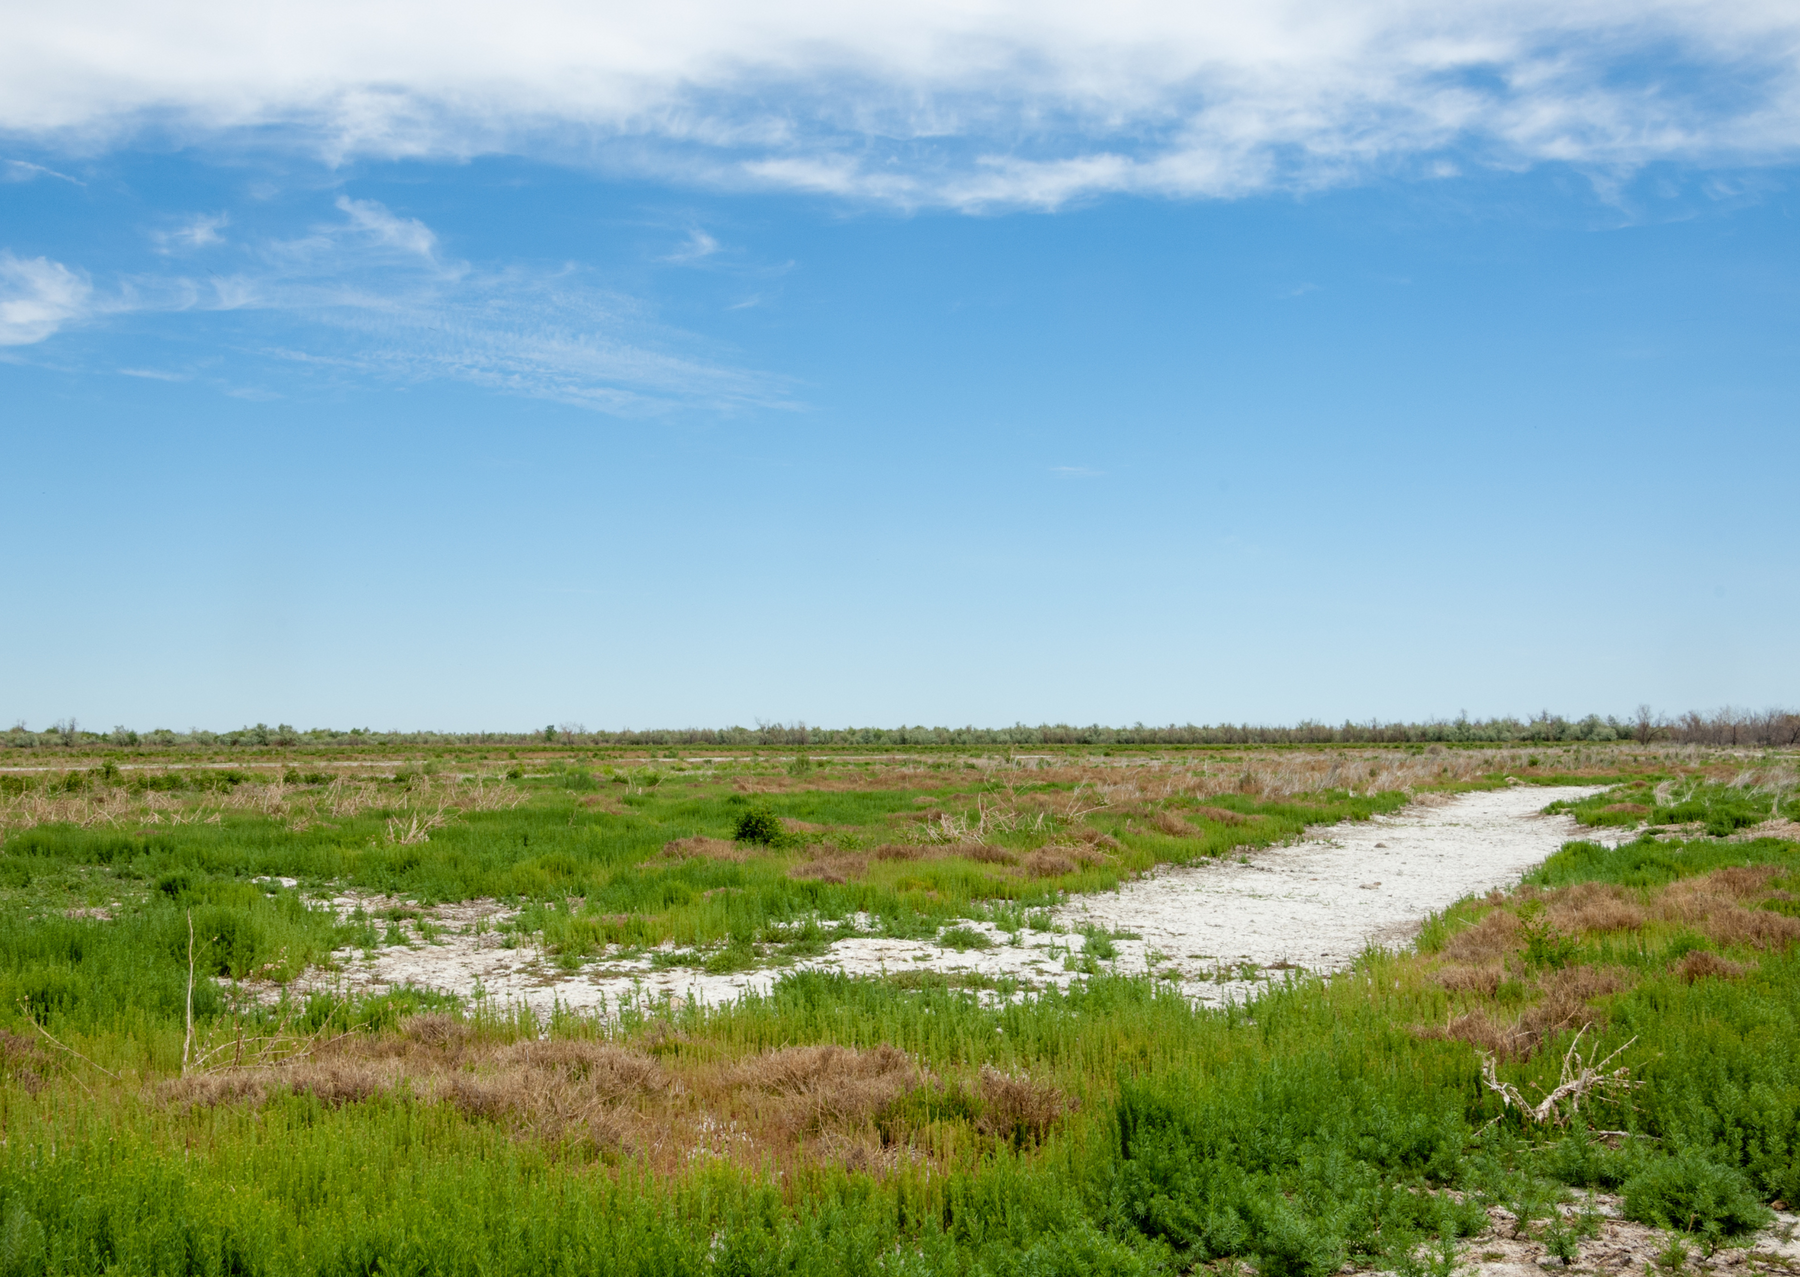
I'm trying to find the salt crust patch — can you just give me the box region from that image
[1454,1193,1798,1277]
[276,786,1619,1019]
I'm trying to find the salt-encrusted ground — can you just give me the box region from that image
[1457,1192,1798,1277]
[268,784,1617,1017]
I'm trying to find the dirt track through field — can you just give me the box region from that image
[285,785,1614,1017]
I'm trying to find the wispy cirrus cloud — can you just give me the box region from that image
[151,211,229,252]
[2,0,1798,208]
[0,253,93,345]
[661,229,720,264]
[1,197,792,413]
[334,195,438,259]
[5,158,83,185]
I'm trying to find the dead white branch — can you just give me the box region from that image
[1480,1026,1639,1126]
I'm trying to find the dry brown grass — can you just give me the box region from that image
[0,1028,48,1095]
[0,771,524,839]
[1546,883,1648,933]
[727,1043,918,1137]
[1421,964,1632,1061]
[1696,906,1800,949]
[1440,909,1523,964]
[1519,965,1631,1037]
[1600,803,1651,815]
[787,854,870,884]
[1149,812,1196,837]
[1673,950,1752,983]
[1656,867,1800,949]
[872,841,1017,866]
[1435,965,1502,997]
[965,844,1020,865]
[155,1022,1068,1176]
[656,836,748,862]
[1419,1010,1525,1059]
[1187,805,1249,825]
[974,1068,1075,1147]
[1022,849,1077,878]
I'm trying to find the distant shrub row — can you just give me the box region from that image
[6,707,1797,751]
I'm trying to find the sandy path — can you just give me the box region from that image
[277,784,1612,1018]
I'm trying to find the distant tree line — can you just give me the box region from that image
[5,707,1797,751]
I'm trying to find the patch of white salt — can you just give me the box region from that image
[276,785,1618,1019]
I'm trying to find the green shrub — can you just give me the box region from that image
[1082,928,1119,961]
[1533,1125,1646,1190]
[734,807,787,846]
[1623,1150,1771,1238]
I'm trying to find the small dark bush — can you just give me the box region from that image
[733,807,787,845]
[156,870,197,899]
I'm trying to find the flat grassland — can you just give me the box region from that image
[1,742,1796,1276]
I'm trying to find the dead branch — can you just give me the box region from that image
[1480,1026,1639,1126]
[183,909,196,1074]
[18,999,119,1091]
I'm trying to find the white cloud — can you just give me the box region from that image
[1,0,1797,206]
[1,197,790,413]
[334,196,437,259]
[4,158,82,184]
[0,253,92,344]
[152,211,229,251]
[662,229,720,263]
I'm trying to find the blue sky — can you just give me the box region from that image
[3,0,1797,731]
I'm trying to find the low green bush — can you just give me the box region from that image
[734,806,788,846]
[1623,1149,1772,1239]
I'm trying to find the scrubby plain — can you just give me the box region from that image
[1,740,1797,1276]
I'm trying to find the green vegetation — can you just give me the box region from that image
[1548,778,1795,838]
[0,745,1795,1274]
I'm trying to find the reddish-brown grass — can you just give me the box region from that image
[0,1029,49,1095]
[1673,950,1751,983]
[1023,849,1077,878]
[787,855,870,884]
[656,836,747,862]
[727,1043,918,1136]
[873,842,1017,865]
[1420,963,1631,1060]
[159,1021,986,1173]
[974,1067,1076,1147]
[1187,805,1249,825]
[1435,965,1502,997]
[1440,909,1523,964]
[1546,882,1648,933]
[1656,868,1800,949]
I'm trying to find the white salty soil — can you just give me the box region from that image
[1457,1192,1798,1277]
[278,785,1615,1019]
